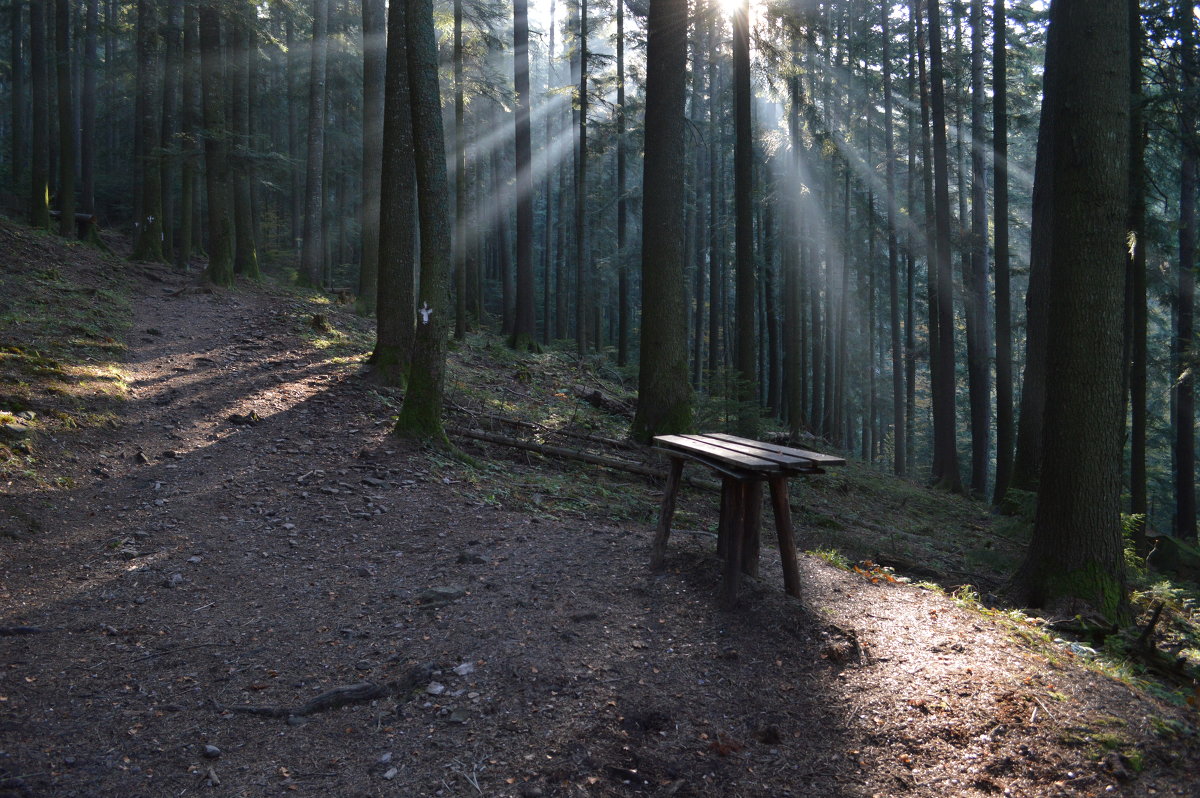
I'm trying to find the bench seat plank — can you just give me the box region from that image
[653,434,781,472]
[677,434,819,470]
[705,433,847,466]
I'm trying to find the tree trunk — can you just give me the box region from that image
[229,8,258,278]
[394,0,453,442]
[286,17,301,249]
[178,0,199,268]
[1010,6,1065,495]
[883,5,905,475]
[1128,0,1148,534]
[1013,0,1130,624]
[630,0,692,443]
[29,0,50,229]
[510,0,536,350]
[615,0,629,367]
[965,0,990,496]
[733,0,756,438]
[11,1,25,200]
[1174,0,1197,541]
[453,0,466,335]
[372,0,416,387]
[573,0,589,357]
[299,0,328,288]
[131,0,162,260]
[159,0,181,260]
[54,0,75,238]
[357,0,385,314]
[992,0,1013,504]
[198,0,233,284]
[927,0,963,492]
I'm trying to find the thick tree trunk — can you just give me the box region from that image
[131,0,163,260]
[394,0,453,442]
[992,0,1013,504]
[299,0,329,288]
[733,0,756,438]
[198,0,233,284]
[372,0,415,387]
[54,0,74,238]
[630,0,692,443]
[1013,0,1130,624]
[510,0,536,350]
[29,0,50,229]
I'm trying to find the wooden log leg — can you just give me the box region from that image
[721,481,747,608]
[716,477,738,560]
[769,475,802,598]
[649,457,685,571]
[740,480,762,577]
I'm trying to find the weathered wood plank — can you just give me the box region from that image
[653,434,781,471]
[680,434,817,470]
[705,432,846,466]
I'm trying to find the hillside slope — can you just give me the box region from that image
[1,219,1197,797]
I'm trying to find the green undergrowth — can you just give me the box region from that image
[0,217,132,483]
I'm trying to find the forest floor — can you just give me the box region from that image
[1,217,1199,798]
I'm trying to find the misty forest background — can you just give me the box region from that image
[2,0,1198,617]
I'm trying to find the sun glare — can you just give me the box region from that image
[716,0,748,20]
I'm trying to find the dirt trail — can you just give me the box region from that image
[2,269,1198,797]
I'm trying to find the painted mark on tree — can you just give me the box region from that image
[420,302,433,325]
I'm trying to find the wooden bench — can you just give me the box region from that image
[649,433,845,605]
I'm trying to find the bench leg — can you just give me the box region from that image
[740,480,762,578]
[649,457,685,570]
[769,475,802,598]
[721,483,746,608]
[716,477,738,560]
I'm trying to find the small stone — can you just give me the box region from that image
[187,556,202,564]
[426,682,446,696]
[382,767,398,781]
[135,451,150,465]
[453,662,475,677]
[163,573,185,588]
[202,745,221,760]
[416,585,467,607]
[447,708,469,724]
[377,752,393,765]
